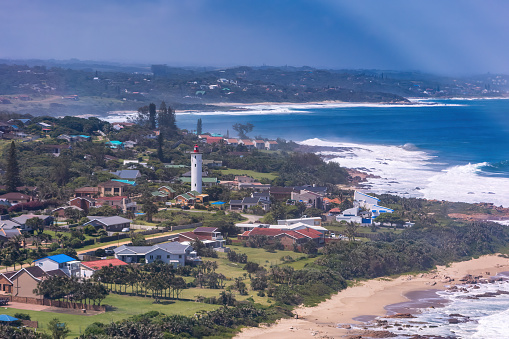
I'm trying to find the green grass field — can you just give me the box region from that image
[218,169,278,181]
[2,294,219,337]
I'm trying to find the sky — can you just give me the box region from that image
[1,0,509,75]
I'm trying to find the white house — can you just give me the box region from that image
[336,191,393,225]
[33,254,81,277]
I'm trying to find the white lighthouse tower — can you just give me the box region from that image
[191,144,202,193]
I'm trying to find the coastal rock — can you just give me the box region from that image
[385,313,415,319]
[448,318,460,324]
[356,330,396,338]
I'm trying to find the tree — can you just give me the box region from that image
[48,318,70,339]
[196,118,203,135]
[158,101,177,137]
[148,103,157,130]
[5,141,21,191]
[345,221,359,242]
[232,123,254,139]
[26,217,44,235]
[142,198,158,222]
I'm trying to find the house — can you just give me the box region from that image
[291,189,324,209]
[123,140,137,148]
[204,136,224,145]
[52,206,84,219]
[240,139,255,150]
[277,217,322,228]
[254,140,265,149]
[110,170,141,180]
[175,193,196,206]
[239,226,323,250]
[78,258,128,279]
[293,185,327,196]
[68,196,96,213]
[0,227,22,239]
[2,266,67,298]
[269,187,294,201]
[84,216,132,234]
[41,144,71,157]
[158,186,176,199]
[74,187,100,198]
[265,140,278,150]
[225,139,239,147]
[97,180,131,197]
[96,196,137,213]
[229,197,270,211]
[0,192,31,205]
[33,254,81,277]
[336,191,393,225]
[114,242,198,267]
[177,227,225,249]
[0,271,16,295]
[11,214,54,231]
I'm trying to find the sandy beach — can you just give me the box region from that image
[236,255,509,339]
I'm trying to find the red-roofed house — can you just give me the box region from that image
[240,139,255,150]
[205,137,224,145]
[265,140,278,150]
[254,140,265,149]
[226,139,239,146]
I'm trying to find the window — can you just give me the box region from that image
[156,255,161,259]
[179,255,182,258]
[149,255,153,259]
[167,255,170,258]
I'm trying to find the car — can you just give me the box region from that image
[104,249,114,256]
[181,205,190,210]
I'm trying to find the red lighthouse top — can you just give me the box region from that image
[193,144,200,153]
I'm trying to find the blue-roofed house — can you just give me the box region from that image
[33,254,81,277]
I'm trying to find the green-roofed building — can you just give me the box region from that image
[180,177,218,188]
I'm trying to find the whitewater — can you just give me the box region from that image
[300,138,509,207]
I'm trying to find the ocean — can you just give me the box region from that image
[173,98,509,207]
[362,274,509,338]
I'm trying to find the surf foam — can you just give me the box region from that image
[301,138,509,207]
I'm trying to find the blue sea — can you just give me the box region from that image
[174,98,509,208]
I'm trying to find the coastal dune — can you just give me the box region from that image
[236,255,509,338]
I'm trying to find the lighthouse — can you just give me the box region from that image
[191,144,202,193]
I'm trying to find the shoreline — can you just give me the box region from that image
[235,255,509,339]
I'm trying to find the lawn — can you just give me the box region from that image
[3,294,219,337]
[218,169,278,181]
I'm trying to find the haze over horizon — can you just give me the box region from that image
[1,0,509,75]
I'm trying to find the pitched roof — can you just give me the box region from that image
[12,214,52,225]
[0,192,31,200]
[74,187,100,193]
[96,196,128,201]
[111,170,141,179]
[0,220,21,229]
[179,231,211,241]
[0,228,22,238]
[277,230,307,240]
[34,254,77,264]
[193,227,218,233]
[295,228,323,239]
[82,258,128,270]
[248,228,285,237]
[87,216,131,226]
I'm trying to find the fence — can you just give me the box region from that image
[7,295,108,312]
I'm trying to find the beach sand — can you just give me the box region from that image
[235,255,509,338]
